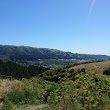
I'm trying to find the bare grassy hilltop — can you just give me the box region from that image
[69,60,110,74]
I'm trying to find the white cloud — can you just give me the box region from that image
[88,0,96,17]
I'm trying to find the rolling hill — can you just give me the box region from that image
[0,45,110,62]
[69,60,110,74]
[38,60,110,83]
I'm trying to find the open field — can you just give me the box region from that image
[70,60,110,74]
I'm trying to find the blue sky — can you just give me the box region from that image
[0,0,110,55]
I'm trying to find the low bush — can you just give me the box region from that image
[6,88,37,105]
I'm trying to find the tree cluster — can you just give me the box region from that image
[0,61,49,79]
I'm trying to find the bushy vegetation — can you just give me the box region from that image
[48,73,110,110]
[103,68,110,75]
[6,88,37,106]
[1,72,110,109]
[1,62,110,110]
[39,66,86,82]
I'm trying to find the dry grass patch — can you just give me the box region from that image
[0,79,20,97]
[70,60,110,74]
[14,104,48,110]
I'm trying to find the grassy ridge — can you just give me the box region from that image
[69,60,110,74]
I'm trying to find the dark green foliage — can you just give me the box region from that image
[6,88,37,105]
[7,89,25,105]
[1,99,13,110]
[77,68,86,73]
[23,88,37,104]
[0,61,49,79]
[103,68,110,75]
[39,66,70,82]
[81,68,85,73]
[39,66,86,82]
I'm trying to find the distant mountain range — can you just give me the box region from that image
[0,44,110,61]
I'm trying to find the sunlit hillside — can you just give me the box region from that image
[70,60,110,74]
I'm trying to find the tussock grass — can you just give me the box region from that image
[70,60,110,74]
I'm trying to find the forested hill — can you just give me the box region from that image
[0,44,110,61]
[0,60,49,79]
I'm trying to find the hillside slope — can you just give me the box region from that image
[0,45,110,61]
[69,60,110,74]
[1,60,110,110]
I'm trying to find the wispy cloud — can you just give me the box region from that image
[88,0,96,17]
[86,0,96,24]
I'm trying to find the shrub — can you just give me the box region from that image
[7,89,25,105]
[23,88,37,104]
[103,69,110,75]
[1,98,13,110]
[6,87,37,105]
